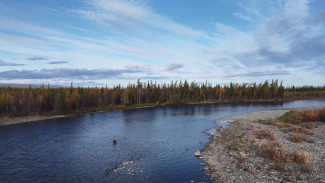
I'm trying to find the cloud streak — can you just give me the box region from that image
[75,0,207,38]
[0,68,148,80]
[233,13,253,22]
[225,71,291,78]
[0,60,24,66]
[48,61,69,64]
[27,56,48,61]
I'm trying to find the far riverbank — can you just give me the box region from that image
[0,115,67,126]
[1,99,325,126]
[0,98,301,126]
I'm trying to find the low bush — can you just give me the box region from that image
[259,141,310,165]
[319,108,325,122]
[286,112,304,124]
[274,122,293,128]
[302,110,319,122]
[300,122,316,130]
[281,108,325,124]
[293,151,309,164]
[302,128,315,135]
[259,141,288,162]
[290,133,307,143]
[239,152,245,162]
[282,126,315,136]
[255,129,276,140]
[249,137,258,144]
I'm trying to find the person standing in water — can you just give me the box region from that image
[113,136,117,144]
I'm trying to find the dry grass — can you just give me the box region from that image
[282,108,325,124]
[302,128,315,135]
[285,155,294,163]
[274,121,293,128]
[217,121,245,151]
[239,152,245,162]
[255,129,276,140]
[290,133,307,143]
[300,122,316,130]
[259,141,288,163]
[282,126,315,136]
[258,141,310,165]
[319,108,325,121]
[256,119,276,125]
[249,137,258,144]
[293,151,309,164]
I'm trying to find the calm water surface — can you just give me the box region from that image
[1,100,325,182]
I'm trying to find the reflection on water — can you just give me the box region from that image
[0,100,325,182]
[122,108,158,123]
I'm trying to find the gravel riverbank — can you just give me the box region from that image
[204,109,325,183]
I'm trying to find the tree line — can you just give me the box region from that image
[0,79,324,116]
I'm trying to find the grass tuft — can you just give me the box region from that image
[255,129,276,140]
[239,152,245,162]
[259,141,288,162]
[293,151,309,164]
[290,133,307,143]
[249,137,258,144]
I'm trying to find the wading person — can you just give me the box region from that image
[113,136,117,144]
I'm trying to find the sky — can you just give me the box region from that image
[0,0,325,87]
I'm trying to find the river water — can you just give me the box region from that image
[1,100,325,182]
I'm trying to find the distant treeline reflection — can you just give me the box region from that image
[0,79,324,116]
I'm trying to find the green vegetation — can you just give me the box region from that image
[0,79,324,117]
[256,119,276,125]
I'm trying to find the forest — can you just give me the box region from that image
[0,79,325,116]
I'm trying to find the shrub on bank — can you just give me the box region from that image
[290,133,306,143]
[319,108,325,122]
[281,108,325,124]
[255,129,276,140]
[293,151,309,164]
[259,141,288,162]
[258,140,310,165]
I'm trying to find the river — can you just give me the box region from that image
[1,100,325,182]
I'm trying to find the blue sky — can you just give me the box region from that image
[0,0,324,87]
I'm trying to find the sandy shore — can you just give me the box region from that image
[204,108,325,182]
[0,115,67,126]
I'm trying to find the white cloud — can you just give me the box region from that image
[75,0,207,38]
[233,12,253,22]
